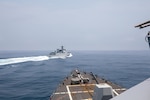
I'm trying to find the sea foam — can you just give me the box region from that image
[0,56,50,66]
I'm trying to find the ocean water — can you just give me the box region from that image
[0,51,150,100]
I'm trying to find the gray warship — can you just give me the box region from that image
[49,46,72,59]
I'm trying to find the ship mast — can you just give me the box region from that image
[135,20,150,29]
[135,20,150,48]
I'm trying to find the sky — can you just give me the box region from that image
[0,0,150,51]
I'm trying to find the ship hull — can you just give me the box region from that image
[49,52,72,59]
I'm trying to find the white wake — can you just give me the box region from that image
[0,56,50,66]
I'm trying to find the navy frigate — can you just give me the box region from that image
[49,46,72,59]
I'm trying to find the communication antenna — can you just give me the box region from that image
[135,20,150,29]
[135,20,150,48]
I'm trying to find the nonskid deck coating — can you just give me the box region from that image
[50,70,126,100]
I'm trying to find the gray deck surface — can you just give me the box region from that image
[50,70,126,100]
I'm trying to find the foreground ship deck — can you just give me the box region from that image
[50,69,126,100]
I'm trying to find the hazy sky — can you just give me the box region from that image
[0,0,150,51]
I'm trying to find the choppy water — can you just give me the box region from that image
[0,51,150,100]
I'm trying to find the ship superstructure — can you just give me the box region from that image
[135,20,150,47]
[49,46,72,59]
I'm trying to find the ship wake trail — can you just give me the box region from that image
[0,56,50,66]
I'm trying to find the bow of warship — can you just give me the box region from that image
[50,69,126,100]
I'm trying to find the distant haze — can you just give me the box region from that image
[0,0,150,51]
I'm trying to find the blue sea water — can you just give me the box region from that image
[0,51,150,100]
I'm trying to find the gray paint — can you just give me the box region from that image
[111,78,150,100]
